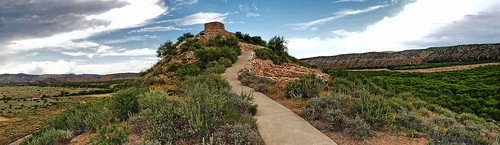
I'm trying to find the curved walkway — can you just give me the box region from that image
[222,51,337,145]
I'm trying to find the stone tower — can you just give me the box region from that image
[198,21,234,42]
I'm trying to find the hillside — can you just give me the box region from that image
[0,73,138,84]
[301,43,500,69]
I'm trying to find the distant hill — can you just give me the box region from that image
[301,43,500,69]
[0,73,139,84]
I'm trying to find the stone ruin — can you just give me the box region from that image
[198,21,235,42]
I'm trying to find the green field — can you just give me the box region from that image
[354,65,500,121]
[388,60,500,70]
[0,80,133,144]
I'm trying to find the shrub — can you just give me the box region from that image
[156,40,176,58]
[179,74,231,94]
[427,104,456,118]
[21,128,72,145]
[212,124,264,145]
[218,57,233,67]
[91,124,130,145]
[324,109,350,131]
[350,90,394,129]
[267,36,287,56]
[431,115,456,128]
[457,113,486,124]
[304,93,351,121]
[176,64,201,77]
[203,64,226,75]
[110,87,142,121]
[284,75,325,99]
[347,116,375,140]
[51,101,114,133]
[238,71,275,93]
[395,112,432,133]
[254,48,282,64]
[195,46,239,68]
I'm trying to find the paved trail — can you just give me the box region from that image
[222,51,337,145]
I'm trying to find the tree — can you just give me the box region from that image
[156,40,176,58]
[177,32,195,44]
[268,36,287,55]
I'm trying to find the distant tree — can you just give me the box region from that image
[267,36,287,55]
[177,32,195,44]
[156,40,176,58]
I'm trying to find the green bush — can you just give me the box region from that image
[218,57,233,68]
[431,115,456,128]
[304,93,351,121]
[235,32,266,46]
[195,46,239,68]
[179,38,202,52]
[203,63,226,75]
[324,109,350,131]
[395,112,432,133]
[176,64,201,77]
[457,113,486,124]
[350,90,394,129]
[179,74,231,94]
[207,35,239,48]
[156,40,176,58]
[254,48,282,64]
[21,128,72,145]
[51,100,114,133]
[347,116,375,140]
[91,124,130,145]
[110,87,142,121]
[212,124,264,145]
[238,71,275,93]
[284,75,325,99]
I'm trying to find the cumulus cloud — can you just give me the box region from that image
[130,26,184,33]
[290,5,387,30]
[2,0,167,54]
[159,12,229,26]
[0,58,157,75]
[288,0,500,58]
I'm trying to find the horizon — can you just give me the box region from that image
[1,0,499,75]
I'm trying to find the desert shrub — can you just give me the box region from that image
[324,109,351,131]
[347,116,375,140]
[395,112,432,133]
[176,64,200,77]
[179,74,231,94]
[109,87,142,121]
[50,101,113,134]
[284,75,325,99]
[21,128,72,145]
[427,104,456,118]
[135,138,161,145]
[457,113,486,124]
[156,40,176,58]
[212,124,264,145]
[91,124,130,145]
[203,64,226,74]
[254,48,282,64]
[207,35,239,48]
[238,71,275,93]
[350,91,394,129]
[430,125,488,145]
[304,93,351,121]
[128,114,148,135]
[218,57,233,67]
[431,115,456,128]
[195,46,239,68]
[179,38,202,52]
[235,32,267,46]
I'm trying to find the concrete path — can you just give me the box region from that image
[222,51,337,145]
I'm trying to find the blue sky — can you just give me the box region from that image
[1,0,499,74]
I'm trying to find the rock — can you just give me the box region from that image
[301,43,500,69]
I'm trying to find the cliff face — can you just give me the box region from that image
[301,43,500,69]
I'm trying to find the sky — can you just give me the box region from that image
[0,0,499,75]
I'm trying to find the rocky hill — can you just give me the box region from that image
[0,73,138,84]
[301,43,500,69]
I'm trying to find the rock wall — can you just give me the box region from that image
[240,52,330,83]
[198,21,235,42]
[302,43,500,69]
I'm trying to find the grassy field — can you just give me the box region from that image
[0,86,105,99]
[354,65,500,121]
[389,60,500,70]
[0,85,113,144]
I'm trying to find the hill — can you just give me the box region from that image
[301,43,500,69]
[0,73,138,85]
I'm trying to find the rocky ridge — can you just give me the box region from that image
[301,43,500,69]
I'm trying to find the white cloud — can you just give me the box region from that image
[291,5,387,30]
[60,47,156,59]
[130,26,184,33]
[0,58,157,75]
[239,4,260,17]
[159,12,229,26]
[334,0,368,3]
[288,0,500,58]
[5,0,167,53]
